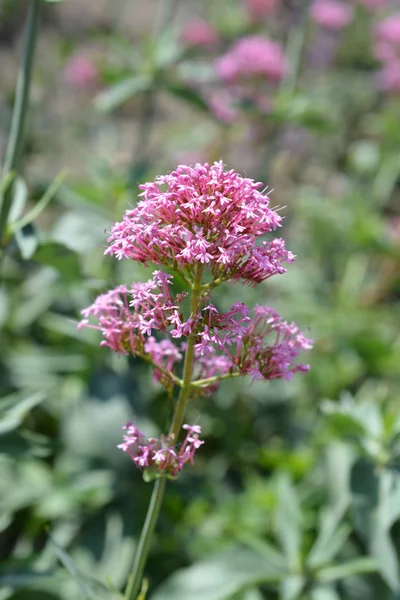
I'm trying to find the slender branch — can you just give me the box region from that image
[0,0,40,246]
[191,371,241,389]
[141,355,183,388]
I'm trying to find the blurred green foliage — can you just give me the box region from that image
[0,1,400,599]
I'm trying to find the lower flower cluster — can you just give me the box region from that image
[117,423,204,478]
[78,271,312,393]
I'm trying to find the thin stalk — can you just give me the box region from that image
[0,0,40,245]
[168,266,203,440]
[279,1,310,97]
[129,0,179,181]
[124,477,166,600]
[191,371,241,389]
[124,265,203,600]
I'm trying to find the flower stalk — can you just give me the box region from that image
[124,266,204,600]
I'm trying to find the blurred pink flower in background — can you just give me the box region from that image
[215,35,287,82]
[310,0,353,30]
[375,14,400,46]
[206,90,238,123]
[181,18,219,48]
[245,0,278,19]
[377,60,400,91]
[64,54,98,89]
[357,0,387,10]
[374,14,400,92]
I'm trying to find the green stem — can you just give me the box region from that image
[124,477,167,600]
[279,2,309,97]
[191,371,240,389]
[0,0,40,246]
[129,0,179,182]
[125,265,203,600]
[168,265,203,441]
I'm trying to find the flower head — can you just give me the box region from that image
[78,271,186,361]
[64,54,98,89]
[375,14,400,47]
[310,0,353,31]
[181,19,219,48]
[357,0,387,9]
[118,422,204,477]
[215,36,287,83]
[245,0,278,19]
[106,162,294,286]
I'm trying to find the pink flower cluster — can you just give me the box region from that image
[78,271,312,393]
[374,13,400,92]
[245,0,278,20]
[106,162,294,286]
[215,35,287,83]
[118,423,204,477]
[358,0,387,10]
[193,302,313,387]
[78,271,188,375]
[181,18,219,48]
[310,0,353,31]
[64,54,98,90]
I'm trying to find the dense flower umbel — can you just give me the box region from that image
[310,0,353,31]
[118,423,204,477]
[78,271,312,394]
[215,36,287,83]
[193,302,313,387]
[106,162,294,286]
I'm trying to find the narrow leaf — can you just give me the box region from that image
[94,75,152,112]
[316,558,377,583]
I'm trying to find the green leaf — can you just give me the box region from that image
[152,29,182,69]
[275,475,302,571]
[32,242,81,281]
[7,176,27,223]
[94,75,152,112]
[166,84,209,112]
[48,531,97,599]
[371,527,400,592]
[10,173,65,235]
[307,507,350,569]
[236,531,287,571]
[0,392,46,435]
[15,223,38,259]
[280,574,305,600]
[321,400,368,439]
[310,585,341,600]
[151,548,283,600]
[316,558,377,583]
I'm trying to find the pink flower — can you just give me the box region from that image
[245,0,278,19]
[206,90,238,123]
[375,14,400,48]
[357,0,387,10]
[64,54,98,89]
[106,162,294,286]
[377,60,400,91]
[196,303,312,385]
[118,422,204,477]
[78,271,188,375]
[181,18,219,48]
[310,0,353,31]
[215,36,287,82]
